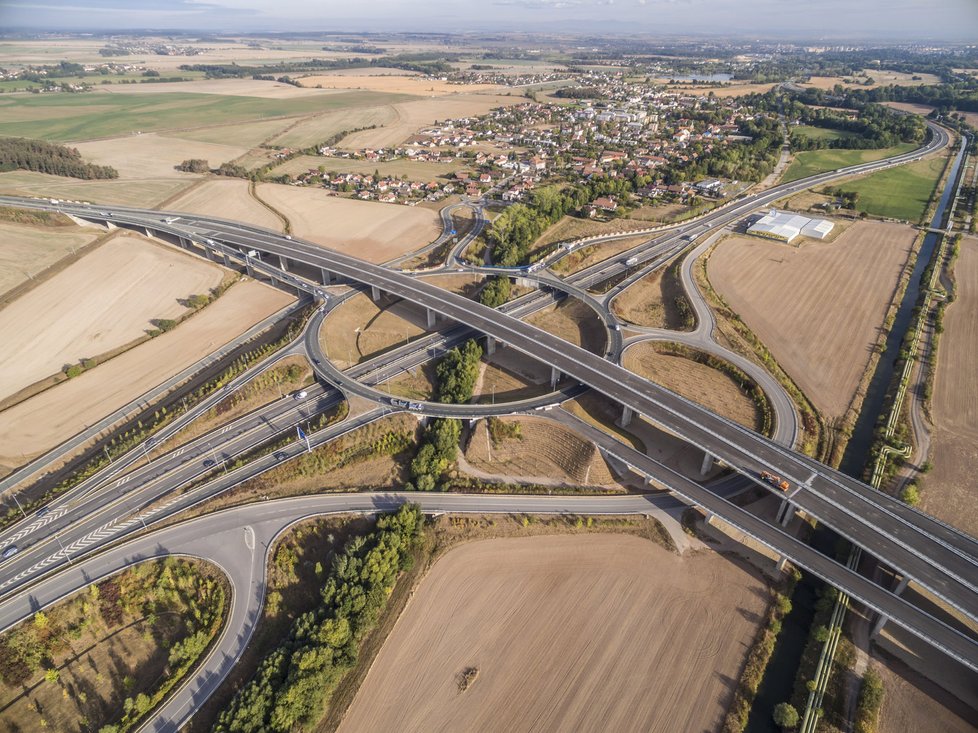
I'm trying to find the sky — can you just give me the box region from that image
[2,0,977,41]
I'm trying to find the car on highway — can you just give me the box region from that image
[36,507,49,518]
[203,459,216,468]
[293,390,308,400]
[2,546,18,560]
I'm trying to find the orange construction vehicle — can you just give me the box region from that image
[760,471,790,492]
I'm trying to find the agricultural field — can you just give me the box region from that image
[165,179,283,231]
[622,342,761,430]
[801,71,941,90]
[0,88,409,142]
[834,155,948,222]
[924,236,978,537]
[270,154,464,182]
[339,533,769,733]
[168,117,298,149]
[266,104,401,149]
[0,234,223,402]
[882,101,936,117]
[463,416,617,486]
[0,279,292,466]
[875,660,977,733]
[782,143,916,183]
[98,78,348,98]
[337,93,523,149]
[254,183,440,262]
[72,133,251,179]
[0,170,193,207]
[298,73,502,96]
[0,217,100,297]
[708,222,917,419]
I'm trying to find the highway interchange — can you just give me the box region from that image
[0,118,976,730]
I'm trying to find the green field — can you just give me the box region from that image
[835,155,947,222]
[793,125,863,143]
[782,142,917,183]
[0,89,416,142]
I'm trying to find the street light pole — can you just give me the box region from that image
[11,493,27,520]
[55,533,73,565]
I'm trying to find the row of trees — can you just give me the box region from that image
[0,137,118,179]
[212,505,423,733]
[407,339,483,491]
[790,103,927,151]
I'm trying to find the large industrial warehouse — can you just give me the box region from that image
[747,210,834,243]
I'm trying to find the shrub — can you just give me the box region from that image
[773,702,799,729]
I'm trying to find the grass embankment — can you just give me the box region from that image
[0,205,74,227]
[782,143,916,183]
[0,558,226,733]
[610,257,694,330]
[834,155,948,222]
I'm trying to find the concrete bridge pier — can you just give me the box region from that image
[777,499,795,527]
[620,405,633,428]
[869,574,912,637]
[278,255,289,271]
[222,253,232,267]
[320,267,331,285]
[206,247,220,264]
[485,336,496,355]
[550,366,560,390]
[144,227,154,238]
[700,451,714,477]
[776,555,791,573]
[426,308,437,329]
[371,285,382,301]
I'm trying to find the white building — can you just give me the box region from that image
[747,210,834,243]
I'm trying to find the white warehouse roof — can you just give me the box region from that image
[748,210,833,243]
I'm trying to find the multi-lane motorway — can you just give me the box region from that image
[0,118,976,728]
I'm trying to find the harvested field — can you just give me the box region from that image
[166,179,283,231]
[73,133,249,179]
[876,660,977,733]
[0,234,224,401]
[255,184,439,262]
[299,74,501,95]
[611,267,690,329]
[321,291,431,368]
[0,279,292,463]
[267,105,400,149]
[622,342,760,430]
[338,94,522,149]
[925,236,978,537]
[708,223,917,419]
[464,416,616,486]
[168,117,298,148]
[0,170,193,207]
[339,534,769,733]
[99,78,347,98]
[525,299,607,354]
[882,101,936,117]
[802,72,940,90]
[0,219,99,296]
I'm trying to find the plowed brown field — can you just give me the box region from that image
[708,222,916,418]
[924,236,978,537]
[338,534,769,733]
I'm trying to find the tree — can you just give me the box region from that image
[773,702,799,729]
[901,483,921,506]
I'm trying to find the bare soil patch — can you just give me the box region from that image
[338,94,522,150]
[255,184,440,262]
[73,133,249,179]
[925,236,978,536]
[0,279,292,463]
[611,267,689,329]
[708,222,917,419]
[882,101,936,117]
[464,416,616,486]
[875,659,977,733]
[165,179,282,231]
[0,234,223,401]
[0,219,100,296]
[525,298,606,354]
[623,342,761,430]
[339,533,769,733]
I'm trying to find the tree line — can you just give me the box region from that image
[407,339,483,491]
[0,137,118,179]
[212,504,423,733]
[789,102,927,151]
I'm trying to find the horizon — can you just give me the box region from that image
[2,0,977,43]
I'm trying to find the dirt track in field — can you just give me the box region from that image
[708,222,916,419]
[338,534,769,733]
[0,234,223,401]
[924,236,978,537]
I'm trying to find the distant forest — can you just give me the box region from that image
[0,137,118,179]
